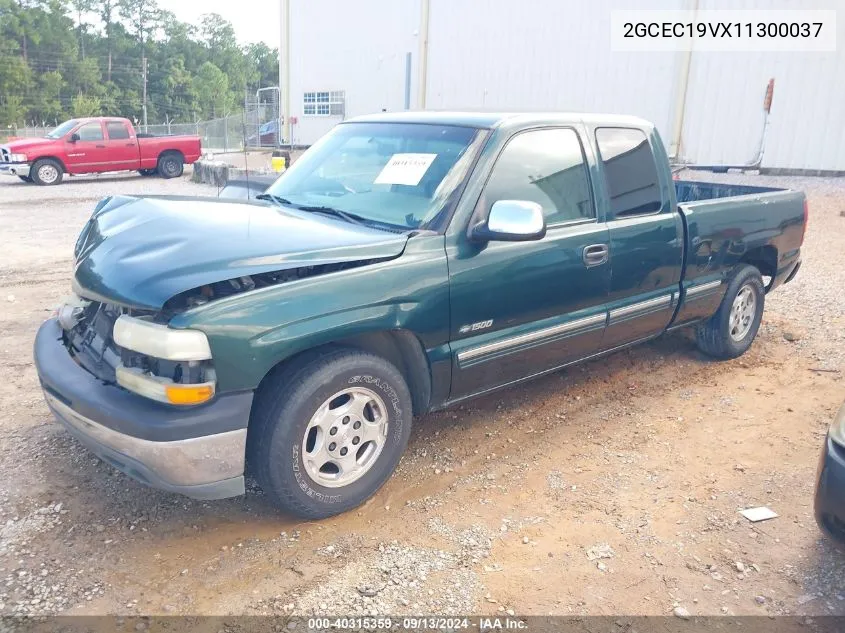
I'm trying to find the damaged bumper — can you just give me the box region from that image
[34,318,252,500]
[0,162,30,178]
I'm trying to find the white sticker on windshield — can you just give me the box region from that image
[374,153,437,186]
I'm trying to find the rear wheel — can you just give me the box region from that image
[30,159,63,186]
[695,264,765,359]
[248,348,413,519]
[18,175,33,183]
[157,152,183,179]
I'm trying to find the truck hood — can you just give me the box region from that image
[73,195,408,310]
[2,137,56,154]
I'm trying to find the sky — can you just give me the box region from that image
[168,0,280,47]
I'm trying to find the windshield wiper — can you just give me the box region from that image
[256,194,366,226]
[255,193,294,205]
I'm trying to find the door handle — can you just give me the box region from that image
[95,144,106,148]
[583,244,609,267]
[125,143,135,147]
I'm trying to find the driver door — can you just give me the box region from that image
[446,127,611,400]
[64,121,110,173]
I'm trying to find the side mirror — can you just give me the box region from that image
[69,133,80,143]
[470,200,546,242]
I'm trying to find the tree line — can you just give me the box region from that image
[0,0,280,128]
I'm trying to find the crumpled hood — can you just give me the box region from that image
[73,195,408,310]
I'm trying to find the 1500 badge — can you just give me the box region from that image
[458,320,493,334]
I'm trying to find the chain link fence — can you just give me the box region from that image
[3,100,281,152]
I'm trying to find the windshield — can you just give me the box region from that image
[266,122,485,230]
[45,120,79,139]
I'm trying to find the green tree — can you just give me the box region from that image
[0,95,27,128]
[71,93,101,116]
[118,0,160,56]
[69,0,95,58]
[31,70,64,123]
[96,0,118,81]
[195,61,230,118]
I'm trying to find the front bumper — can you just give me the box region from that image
[814,433,845,542]
[34,319,253,500]
[0,162,31,178]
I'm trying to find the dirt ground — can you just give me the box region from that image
[0,168,844,618]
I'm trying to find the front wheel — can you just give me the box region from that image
[695,264,765,360]
[30,159,63,186]
[248,349,413,519]
[18,175,33,183]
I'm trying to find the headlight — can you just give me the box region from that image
[113,314,212,361]
[9,153,28,162]
[829,402,845,448]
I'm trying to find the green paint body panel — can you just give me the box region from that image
[72,112,806,413]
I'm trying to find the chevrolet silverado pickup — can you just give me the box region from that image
[1,117,201,185]
[33,112,807,518]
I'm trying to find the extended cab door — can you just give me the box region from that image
[103,120,140,170]
[446,126,611,400]
[591,126,684,349]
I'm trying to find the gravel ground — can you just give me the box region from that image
[0,169,844,618]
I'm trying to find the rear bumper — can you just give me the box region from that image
[0,162,30,178]
[34,318,252,500]
[814,433,845,543]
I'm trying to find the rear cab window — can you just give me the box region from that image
[595,127,662,219]
[483,128,594,226]
[106,121,131,140]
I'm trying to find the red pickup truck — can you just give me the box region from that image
[0,117,202,185]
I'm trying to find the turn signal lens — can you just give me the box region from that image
[165,383,215,405]
[116,365,215,406]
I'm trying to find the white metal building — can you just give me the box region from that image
[284,0,845,173]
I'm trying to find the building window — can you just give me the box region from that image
[303,90,345,117]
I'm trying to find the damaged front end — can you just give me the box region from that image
[162,258,387,313]
[58,297,217,406]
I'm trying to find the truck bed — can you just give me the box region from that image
[670,179,805,330]
[675,179,783,203]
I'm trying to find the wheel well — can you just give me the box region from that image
[158,149,184,163]
[254,331,433,416]
[739,246,778,291]
[32,156,66,172]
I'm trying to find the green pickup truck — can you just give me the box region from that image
[34,112,807,518]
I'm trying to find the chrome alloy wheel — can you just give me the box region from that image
[729,284,756,341]
[37,163,60,184]
[301,387,388,488]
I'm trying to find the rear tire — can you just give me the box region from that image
[248,348,413,519]
[695,264,765,360]
[138,168,157,176]
[157,152,183,179]
[18,175,33,183]
[30,158,63,186]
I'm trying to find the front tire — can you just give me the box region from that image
[695,264,765,360]
[248,349,413,519]
[138,168,157,176]
[18,175,33,183]
[30,159,63,186]
[157,152,183,179]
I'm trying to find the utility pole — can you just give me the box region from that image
[417,0,430,109]
[279,0,291,146]
[141,56,148,131]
